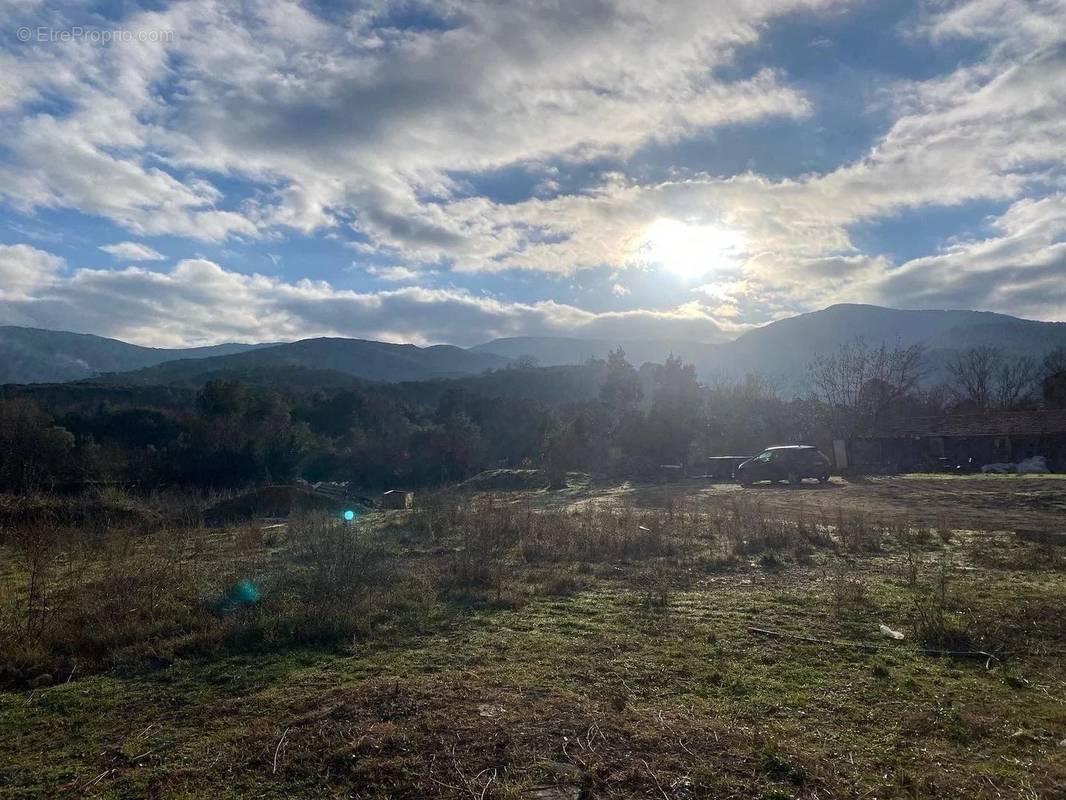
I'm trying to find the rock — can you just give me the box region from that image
[879,624,904,640]
[477,703,505,718]
[543,762,583,781]
[981,462,1015,474]
[1017,456,1050,475]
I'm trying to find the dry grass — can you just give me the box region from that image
[3,486,1060,686]
[2,481,1065,798]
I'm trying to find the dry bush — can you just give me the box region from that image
[832,510,883,553]
[830,566,867,611]
[241,513,389,643]
[0,520,216,682]
[0,506,405,684]
[629,562,672,609]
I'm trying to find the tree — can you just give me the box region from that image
[1044,372,1066,409]
[1042,347,1066,378]
[704,373,798,455]
[197,379,248,417]
[0,399,76,491]
[1040,347,1066,409]
[542,408,610,487]
[947,346,1038,410]
[644,355,703,466]
[599,347,642,412]
[511,354,540,370]
[426,411,485,482]
[809,338,927,437]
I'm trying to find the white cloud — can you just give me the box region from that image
[0,243,64,300]
[0,0,834,248]
[0,254,726,347]
[365,265,423,282]
[99,241,165,261]
[0,0,1063,325]
[869,194,1066,319]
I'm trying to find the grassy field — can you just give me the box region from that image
[1,477,1065,799]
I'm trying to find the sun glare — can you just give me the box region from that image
[638,218,744,279]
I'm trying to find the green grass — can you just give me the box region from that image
[2,488,1065,798]
[4,579,1063,797]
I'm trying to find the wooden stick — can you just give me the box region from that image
[272,728,289,775]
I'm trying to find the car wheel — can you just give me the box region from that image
[818,473,829,483]
[788,471,801,486]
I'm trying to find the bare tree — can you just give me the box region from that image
[947,346,1038,410]
[1042,346,1066,378]
[1039,346,1066,409]
[947,346,998,410]
[993,355,1039,409]
[809,338,927,437]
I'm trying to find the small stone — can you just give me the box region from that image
[523,786,581,800]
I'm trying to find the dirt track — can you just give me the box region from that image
[595,475,1066,532]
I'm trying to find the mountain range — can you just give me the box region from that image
[475,305,1066,391]
[93,337,510,386]
[0,326,267,385]
[3,304,1065,390]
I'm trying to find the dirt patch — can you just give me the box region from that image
[460,469,551,492]
[204,485,342,525]
[230,675,832,799]
[586,475,1066,533]
[746,476,1066,531]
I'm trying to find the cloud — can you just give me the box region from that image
[0,254,726,347]
[99,241,165,261]
[869,194,1066,319]
[365,265,424,282]
[0,0,832,248]
[921,0,1066,54]
[0,0,1064,327]
[0,243,64,300]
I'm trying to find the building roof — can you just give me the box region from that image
[877,409,1066,438]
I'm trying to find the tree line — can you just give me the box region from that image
[2,343,1064,493]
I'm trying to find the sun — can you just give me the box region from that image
[637,218,744,279]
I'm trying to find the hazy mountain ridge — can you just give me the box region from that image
[90,337,512,386]
[0,326,269,384]
[4,305,1066,390]
[470,336,718,369]
[474,305,1066,392]
[702,305,1066,391]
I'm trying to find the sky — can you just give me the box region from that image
[0,0,1064,348]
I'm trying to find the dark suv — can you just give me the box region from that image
[736,445,831,486]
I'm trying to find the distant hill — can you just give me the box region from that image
[96,337,511,386]
[696,304,1066,391]
[8,304,1066,392]
[474,305,1066,393]
[0,326,267,385]
[471,336,717,369]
